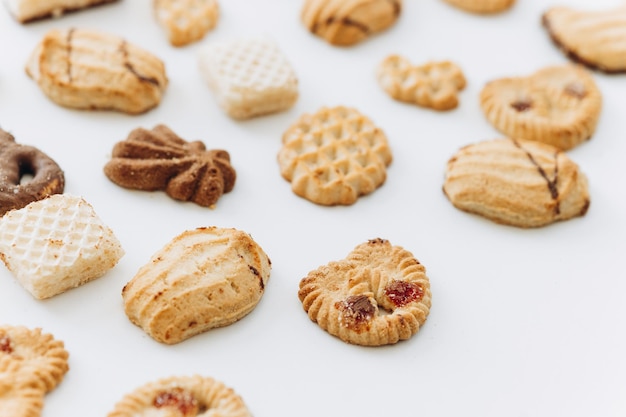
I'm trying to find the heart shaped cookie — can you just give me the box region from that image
[480,65,602,150]
[298,238,431,346]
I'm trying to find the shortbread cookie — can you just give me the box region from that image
[0,357,45,417]
[377,55,466,111]
[0,194,125,299]
[298,238,431,346]
[542,5,626,73]
[123,227,271,345]
[104,125,236,208]
[443,138,590,228]
[278,106,392,206]
[154,0,219,47]
[107,375,252,417]
[198,37,298,119]
[480,65,602,150]
[0,325,69,393]
[4,0,118,23]
[26,28,168,115]
[0,129,64,216]
[442,0,514,14]
[302,0,402,46]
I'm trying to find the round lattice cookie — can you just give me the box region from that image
[278,106,393,206]
[106,375,252,417]
[0,357,45,417]
[298,238,431,346]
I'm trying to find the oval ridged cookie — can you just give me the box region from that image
[25,28,168,114]
[0,357,45,417]
[442,0,514,14]
[301,0,402,46]
[298,238,431,346]
[122,227,271,345]
[4,0,119,23]
[107,375,251,417]
[542,5,626,74]
[443,138,590,228]
[154,0,219,47]
[480,65,602,151]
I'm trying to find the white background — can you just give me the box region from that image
[1,0,626,415]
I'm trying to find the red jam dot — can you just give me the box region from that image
[0,336,12,354]
[385,280,424,307]
[153,387,199,415]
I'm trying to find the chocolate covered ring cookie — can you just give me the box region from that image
[0,129,65,216]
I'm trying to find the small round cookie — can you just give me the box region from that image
[278,106,393,206]
[0,325,69,393]
[302,0,402,46]
[480,65,602,150]
[0,129,65,216]
[0,357,45,417]
[154,0,219,47]
[442,0,515,14]
[107,375,252,417]
[298,238,431,346]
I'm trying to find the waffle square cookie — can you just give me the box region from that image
[278,106,392,206]
[4,0,119,23]
[0,194,125,299]
[198,37,299,119]
[154,0,219,47]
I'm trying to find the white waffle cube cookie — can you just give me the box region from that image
[0,194,124,299]
[198,37,299,119]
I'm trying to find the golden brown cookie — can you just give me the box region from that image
[442,0,514,14]
[26,28,168,114]
[0,325,69,393]
[278,106,392,206]
[443,138,590,228]
[122,227,271,345]
[298,238,431,346]
[377,54,466,111]
[480,65,602,150]
[0,357,45,417]
[542,5,626,74]
[301,0,402,46]
[104,125,236,208]
[154,0,219,47]
[4,0,119,23]
[106,375,252,417]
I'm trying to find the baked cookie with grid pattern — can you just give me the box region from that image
[154,0,219,47]
[278,106,392,206]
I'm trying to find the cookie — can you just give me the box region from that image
[542,5,626,74]
[442,0,514,14]
[25,28,168,115]
[104,125,236,208]
[298,238,431,346]
[443,138,590,228]
[198,37,299,119]
[0,325,69,393]
[0,194,125,299]
[0,357,45,417]
[278,106,392,206]
[480,65,602,150]
[301,0,402,46]
[154,0,219,47]
[0,129,64,216]
[4,0,118,23]
[377,54,466,111]
[106,375,252,417]
[122,227,271,345]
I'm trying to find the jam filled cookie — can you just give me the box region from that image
[0,357,45,417]
[480,65,602,150]
[443,138,590,228]
[298,238,431,346]
[4,0,119,23]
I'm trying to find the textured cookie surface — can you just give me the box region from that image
[443,138,590,228]
[542,5,626,73]
[302,0,402,46]
[4,0,118,23]
[278,106,392,206]
[104,125,236,208]
[154,0,219,47]
[122,227,271,345]
[26,28,168,114]
[298,238,431,346]
[0,357,45,417]
[107,375,252,417]
[377,55,466,110]
[198,37,298,119]
[0,194,125,299]
[442,0,515,14]
[480,65,602,150]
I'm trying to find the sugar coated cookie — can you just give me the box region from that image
[298,238,431,346]
[443,138,590,228]
[154,0,219,47]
